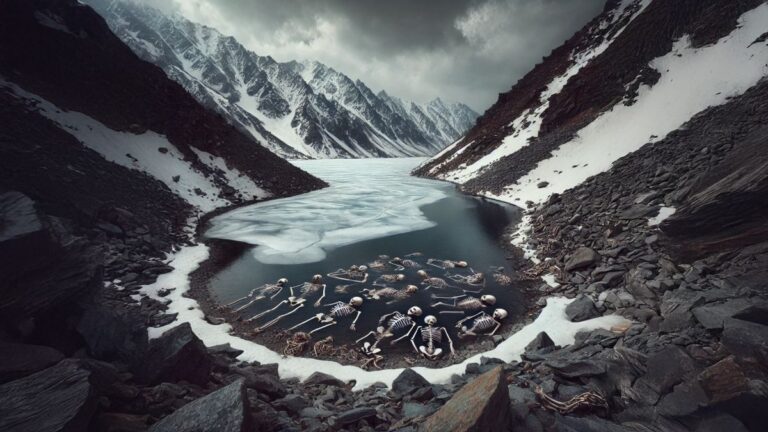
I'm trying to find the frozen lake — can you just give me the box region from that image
[204,158,524,347]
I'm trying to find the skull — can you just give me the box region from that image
[311,274,323,284]
[481,295,497,305]
[407,306,423,317]
[350,296,364,306]
[350,265,359,271]
[392,257,402,263]
[405,285,418,294]
[277,278,288,286]
[424,315,437,325]
[358,265,368,272]
[493,308,508,320]
[417,270,428,279]
[455,260,468,268]
[396,274,406,281]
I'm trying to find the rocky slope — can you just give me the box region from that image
[86,0,479,159]
[415,0,768,207]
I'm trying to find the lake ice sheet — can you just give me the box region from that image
[206,158,450,264]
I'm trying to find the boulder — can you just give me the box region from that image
[525,331,555,352]
[77,299,148,364]
[148,379,251,432]
[692,299,754,330]
[565,295,599,322]
[422,366,510,432]
[0,359,99,432]
[272,394,308,414]
[335,407,377,425]
[564,247,599,272]
[721,317,768,363]
[233,366,286,399]
[303,371,345,387]
[634,346,695,396]
[136,323,212,385]
[545,358,607,379]
[697,356,750,404]
[0,341,64,384]
[392,369,430,395]
[0,191,102,326]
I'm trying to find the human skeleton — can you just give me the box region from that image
[245,275,326,324]
[361,285,418,303]
[447,268,486,288]
[411,315,454,360]
[417,270,454,290]
[456,308,508,337]
[426,258,468,270]
[285,296,364,334]
[431,294,496,313]
[224,278,288,313]
[372,273,406,286]
[327,265,369,283]
[357,306,423,357]
[389,257,422,271]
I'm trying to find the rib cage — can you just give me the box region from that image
[457,297,484,310]
[421,326,442,344]
[329,302,355,317]
[381,312,413,331]
[468,313,496,332]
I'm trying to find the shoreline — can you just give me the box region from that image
[185,186,549,370]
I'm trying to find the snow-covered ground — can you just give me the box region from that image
[206,158,448,264]
[140,243,630,389]
[2,80,269,212]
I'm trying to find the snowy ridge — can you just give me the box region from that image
[3,80,269,212]
[87,0,478,159]
[419,0,768,209]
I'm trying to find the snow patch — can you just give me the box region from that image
[2,80,248,212]
[141,243,630,390]
[648,206,676,226]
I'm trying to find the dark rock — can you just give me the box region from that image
[546,358,607,379]
[303,371,345,387]
[94,413,149,432]
[411,386,435,402]
[620,204,658,220]
[537,181,549,188]
[732,302,768,325]
[693,413,749,432]
[148,379,251,432]
[565,295,599,322]
[0,341,64,384]
[692,299,753,330]
[0,359,100,432]
[234,367,286,399]
[657,381,707,417]
[402,402,438,419]
[336,407,377,425]
[272,394,308,414]
[77,299,148,365]
[208,343,244,358]
[651,346,695,393]
[136,323,212,385]
[553,415,629,432]
[721,317,768,363]
[392,369,430,395]
[697,356,750,404]
[564,247,599,271]
[423,366,510,432]
[525,332,555,352]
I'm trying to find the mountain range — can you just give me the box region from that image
[87,0,479,159]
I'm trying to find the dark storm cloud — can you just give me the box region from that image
[172,0,606,111]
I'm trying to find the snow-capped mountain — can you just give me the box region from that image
[415,0,768,206]
[86,0,478,159]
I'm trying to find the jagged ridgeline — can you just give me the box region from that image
[85,0,479,159]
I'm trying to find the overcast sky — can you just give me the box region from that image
[165,0,605,112]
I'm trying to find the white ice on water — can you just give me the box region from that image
[206,158,449,264]
[141,243,630,390]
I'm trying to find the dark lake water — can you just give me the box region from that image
[205,158,524,350]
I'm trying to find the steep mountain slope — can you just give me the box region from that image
[87,0,478,159]
[415,0,768,207]
[0,0,325,218]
